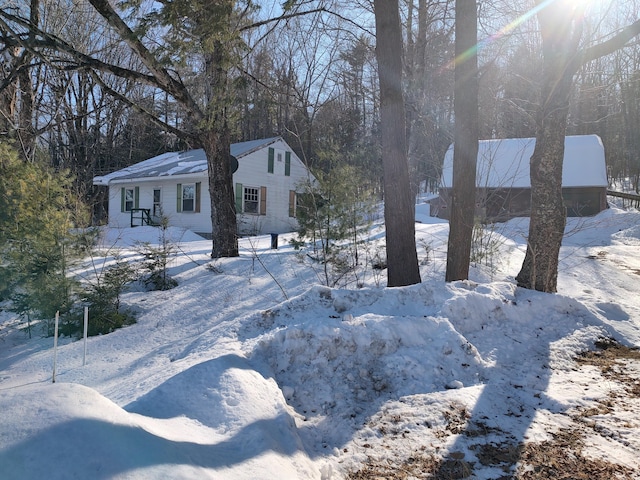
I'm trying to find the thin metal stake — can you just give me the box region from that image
[83,306,88,366]
[52,311,59,383]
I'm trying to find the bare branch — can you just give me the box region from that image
[90,71,195,145]
[241,7,327,31]
[86,0,204,123]
[0,11,161,89]
[572,19,640,72]
[241,7,374,38]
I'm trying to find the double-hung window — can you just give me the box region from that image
[243,187,259,214]
[124,188,135,212]
[235,183,266,215]
[182,184,195,212]
[177,182,200,213]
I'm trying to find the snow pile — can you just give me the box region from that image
[248,286,487,420]
[1,203,640,479]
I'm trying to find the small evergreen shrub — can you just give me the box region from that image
[136,217,178,291]
[294,154,377,286]
[80,257,138,336]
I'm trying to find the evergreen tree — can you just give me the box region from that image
[0,142,87,332]
[295,150,377,286]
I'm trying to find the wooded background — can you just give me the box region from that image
[2,0,639,215]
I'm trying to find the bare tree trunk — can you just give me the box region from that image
[515,4,578,292]
[374,0,421,287]
[203,130,238,258]
[445,0,478,282]
[203,42,239,258]
[516,5,640,292]
[515,77,571,292]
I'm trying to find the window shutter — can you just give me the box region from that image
[260,186,267,215]
[176,184,182,212]
[289,190,296,217]
[268,148,274,173]
[120,188,125,212]
[285,151,291,176]
[134,186,140,209]
[195,182,201,213]
[235,183,243,213]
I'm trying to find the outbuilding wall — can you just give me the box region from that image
[432,186,607,221]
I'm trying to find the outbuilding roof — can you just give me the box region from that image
[93,137,281,186]
[441,135,608,189]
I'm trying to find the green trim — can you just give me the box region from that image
[285,151,291,176]
[120,187,125,212]
[176,183,182,212]
[235,182,243,213]
[195,182,201,213]
[268,148,274,173]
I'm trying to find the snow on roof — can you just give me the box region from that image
[93,137,281,186]
[441,135,608,189]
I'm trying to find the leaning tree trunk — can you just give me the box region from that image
[374,0,421,287]
[515,4,578,292]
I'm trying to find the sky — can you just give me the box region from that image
[1,201,639,479]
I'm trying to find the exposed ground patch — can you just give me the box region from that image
[346,339,640,479]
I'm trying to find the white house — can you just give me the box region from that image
[433,135,609,220]
[93,137,315,236]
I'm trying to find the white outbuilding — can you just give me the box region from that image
[432,134,609,221]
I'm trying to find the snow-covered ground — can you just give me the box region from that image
[1,201,639,479]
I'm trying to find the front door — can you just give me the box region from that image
[153,188,162,218]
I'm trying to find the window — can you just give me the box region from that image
[177,182,200,213]
[243,187,259,214]
[235,183,266,215]
[182,184,195,212]
[124,188,135,212]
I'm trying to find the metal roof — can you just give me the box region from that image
[441,135,608,189]
[93,137,280,186]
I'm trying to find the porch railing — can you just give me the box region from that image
[130,208,159,227]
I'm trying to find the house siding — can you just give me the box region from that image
[108,175,212,232]
[102,138,312,236]
[234,138,309,235]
